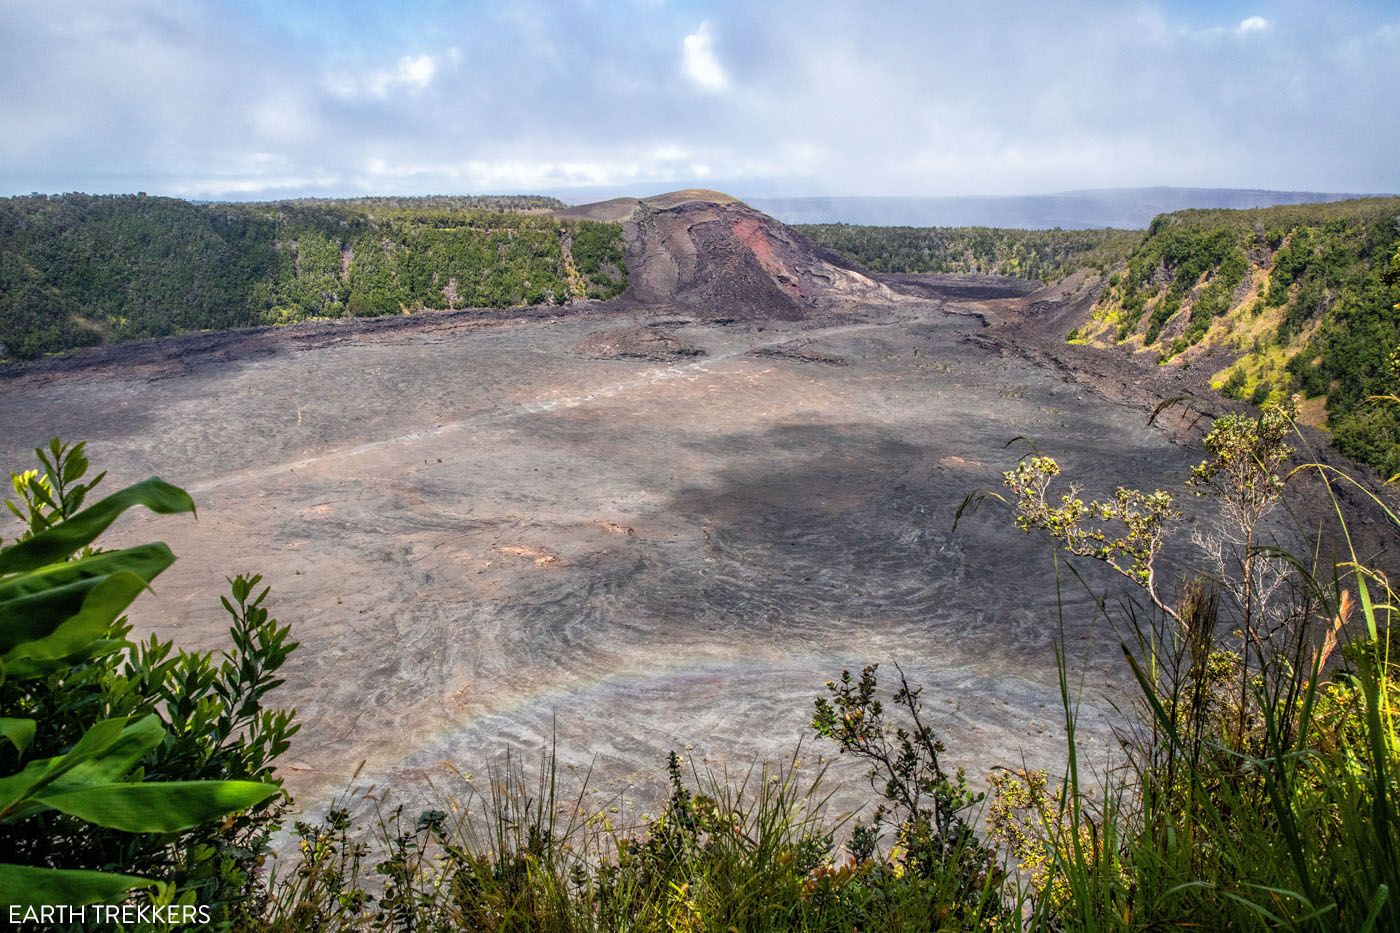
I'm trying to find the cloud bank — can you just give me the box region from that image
[0,0,1396,199]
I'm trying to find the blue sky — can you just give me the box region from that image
[1,0,1396,200]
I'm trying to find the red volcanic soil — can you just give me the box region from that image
[558,190,891,321]
[730,214,800,299]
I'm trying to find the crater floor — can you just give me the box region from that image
[0,299,1202,819]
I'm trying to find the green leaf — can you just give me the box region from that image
[0,542,176,606]
[24,476,56,512]
[61,445,88,484]
[51,715,164,790]
[1,572,151,675]
[0,577,105,656]
[0,478,194,574]
[1122,643,1185,751]
[0,544,176,659]
[0,718,35,754]
[0,717,132,819]
[0,863,159,909]
[36,780,281,833]
[0,759,64,822]
[0,716,166,825]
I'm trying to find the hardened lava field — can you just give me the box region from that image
[0,289,1200,814]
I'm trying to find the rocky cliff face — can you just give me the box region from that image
[558,189,891,320]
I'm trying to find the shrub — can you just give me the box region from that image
[259,744,1010,932]
[811,664,1007,922]
[989,399,1400,928]
[0,439,296,918]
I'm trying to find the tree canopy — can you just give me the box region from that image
[0,194,626,360]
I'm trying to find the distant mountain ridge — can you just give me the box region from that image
[749,188,1382,231]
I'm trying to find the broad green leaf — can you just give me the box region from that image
[1,641,130,682]
[61,445,88,484]
[0,719,34,754]
[0,862,158,908]
[0,577,109,655]
[0,759,64,822]
[0,545,176,662]
[0,478,194,574]
[1,572,150,670]
[0,716,164,823]
[50,715,163,790]
[37,780,281,833]
[61,716,133,764]
[0,542,176,604]
[0,717,130,818]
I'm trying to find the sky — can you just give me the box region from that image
[1,0,1397,201]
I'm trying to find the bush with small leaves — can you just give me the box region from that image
[811,664,1007,923]
[1002,455,1181,620]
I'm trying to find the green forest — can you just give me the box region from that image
[0,194,626,360]
[1082,197,1400,477]
[797,223,1142,282]
[273,195,566,213]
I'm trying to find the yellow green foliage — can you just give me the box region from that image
[1086,198,1400,475]
[1003,456,1179,596]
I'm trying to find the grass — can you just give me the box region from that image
[1002,411,1400,929]
[257,746,1025,931]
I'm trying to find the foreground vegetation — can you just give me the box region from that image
[1078,197,1400,478]
[0,441,293,921]
[0,194,627,360]
[797,223,1142,283]
[3,372,1396,928]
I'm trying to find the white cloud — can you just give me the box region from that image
[327,50,456,100]
[2,1,1397,199]
[348,145,756,192]
[682,21,727,91]
[1237,16,1271,34]
[165,173,334,196]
